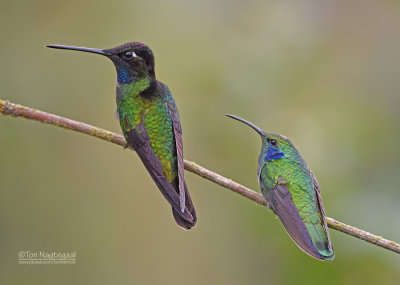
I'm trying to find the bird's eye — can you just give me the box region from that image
[270,139,278,146]
[123,51,136,60]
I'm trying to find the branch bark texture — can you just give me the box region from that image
[1,99,399,255]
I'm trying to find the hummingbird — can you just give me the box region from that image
[47,42,196,229]
[226,114,334,260]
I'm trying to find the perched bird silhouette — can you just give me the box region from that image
[47,42,196,229]
[227,114,334,260]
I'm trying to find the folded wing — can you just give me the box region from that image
[269,179,334,260]
[125,118,196,229]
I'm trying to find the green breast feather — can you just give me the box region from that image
[117,79,177,183]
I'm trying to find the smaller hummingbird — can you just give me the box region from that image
[227,114,334,261]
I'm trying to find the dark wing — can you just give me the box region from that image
[124,118,196,228]
[268,178,333,260]
[165,102,185,212]
[165,102,197,229]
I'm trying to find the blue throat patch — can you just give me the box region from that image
[117,65,137,84]
[265,144,285,162]
[118,68,131,84]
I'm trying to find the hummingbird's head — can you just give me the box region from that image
[104,42,155,84]
[47,42,155,84]
[226,114,296,162]
[262,133,290,162]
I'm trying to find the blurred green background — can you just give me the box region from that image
[1,0,400,284]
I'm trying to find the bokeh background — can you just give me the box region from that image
[1,0,400,284]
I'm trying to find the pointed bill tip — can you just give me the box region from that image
[225,114,237,120]
[46,44,111,56]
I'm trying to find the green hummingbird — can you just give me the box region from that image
[227,114,334,260]
[47,42,196,229]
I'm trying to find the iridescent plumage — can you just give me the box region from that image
[47,42,196,229]
[227,114,334,260]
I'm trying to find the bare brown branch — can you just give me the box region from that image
[1,99,399,254]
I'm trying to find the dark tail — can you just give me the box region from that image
[172,181,197,230]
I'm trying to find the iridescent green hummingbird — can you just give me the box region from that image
[227,114,334,260]
[47,42,196,229]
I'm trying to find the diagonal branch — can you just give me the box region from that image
[1,99,399,254]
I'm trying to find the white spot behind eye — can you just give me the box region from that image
[123,51,137,60]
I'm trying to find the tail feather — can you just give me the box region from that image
[172,181,197,230]
[305,222,334,260]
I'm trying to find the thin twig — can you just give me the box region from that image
[1,99,399,254]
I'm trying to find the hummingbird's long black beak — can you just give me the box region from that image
[46,45,111,56]
[226,114,265,137]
